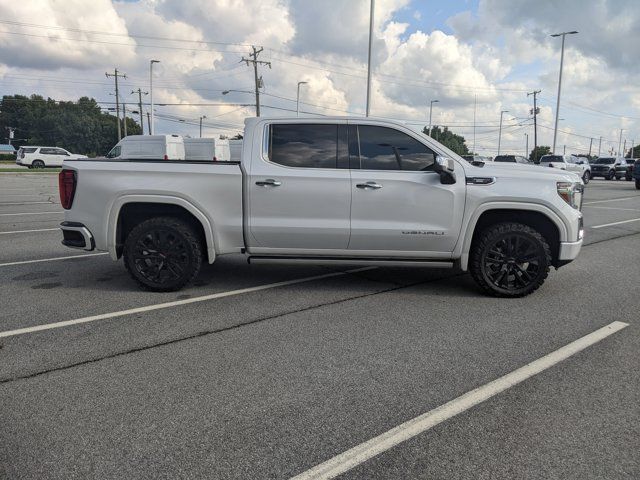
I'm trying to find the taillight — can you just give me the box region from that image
[213,156,217,161]
[59,169,76,209]
[164,154,168,160]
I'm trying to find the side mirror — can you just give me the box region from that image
[434,156,456,184]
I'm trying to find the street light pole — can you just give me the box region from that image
[618,129,624,156]
[296,81,308,117]
[199,115,207,138]
[149,60,160,135]
[551,31,578,154]
[365,0,375,117]
[428,99,439,137]
[497,110,509,156]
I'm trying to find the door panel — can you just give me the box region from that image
[248,123,351,250]
[348,124,465,253]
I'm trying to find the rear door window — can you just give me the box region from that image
[268,124,339,169]
[356,125,435,171]
[40,148,57,155]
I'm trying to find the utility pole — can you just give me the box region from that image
[498,110,509,156]
[623,139,626,157]
[122,101,127,137]
[5,126,16,146]
[598,136,602,157]
[525,133,529,158]
[132,89,148,135]
[365,0,375,117]
[105,68,127,140]
[563,145,566,155]
[473,94,477,154]
[588,137,593,157]
[242,46,271,117]
[631,139,635,158]
[527,89,541,162]
[150,60,160,135]
[146,112,151,134]
[550,31,578,154]
[428,99,439,137]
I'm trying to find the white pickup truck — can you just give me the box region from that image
[58,117,584,297]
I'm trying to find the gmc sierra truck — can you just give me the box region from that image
[58,117,584,297]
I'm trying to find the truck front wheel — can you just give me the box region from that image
[123,216,203,292]
[636,179,640,190]
[470,222,551,297]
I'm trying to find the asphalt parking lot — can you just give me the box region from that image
[0,173,638,479]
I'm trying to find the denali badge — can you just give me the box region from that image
[402,230,445,235]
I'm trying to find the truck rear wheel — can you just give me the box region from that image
[470,222,551,297]
[582,171,590,184]
[123,216,202,292]
[636,179,640,190]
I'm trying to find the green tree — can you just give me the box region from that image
[529,145,551,162]
[422,125,469,155]
[627,144,639,158]
[0,94,142,157]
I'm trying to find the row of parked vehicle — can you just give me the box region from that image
[462,153,639,187]
[15,135,243,168]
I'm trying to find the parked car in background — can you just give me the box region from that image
[633,159,640,189]
[590,157,627,180]
[106,135,185,160]
[493,155,533,164]
[539,154,591,184]
[16,146,87,168]
[624,159,636,181]
[461,154,491,163]
[184,138,231,161]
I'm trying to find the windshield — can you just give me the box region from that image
[539,155,563,163]
[594,158,614,164]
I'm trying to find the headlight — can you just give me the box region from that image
[557,181,584,210]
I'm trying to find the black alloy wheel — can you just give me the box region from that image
[470,223,550,297]
[123,217,202,291]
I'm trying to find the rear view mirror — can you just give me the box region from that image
[434,156,456,184]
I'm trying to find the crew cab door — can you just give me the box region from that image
[247,122,351,250]
[348,124,465,254]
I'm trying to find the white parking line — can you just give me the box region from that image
[591,217,640,229]
[583,196,640,205]
[0,211,62,217]
[0,228,59,235]
[583,205,640,212]
[0,201,56,206]
[0,266,375,339]
[291,321,629,480]
[0,252,108,268]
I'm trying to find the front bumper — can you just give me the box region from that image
[558,239,582,261]
[60,221,95,251]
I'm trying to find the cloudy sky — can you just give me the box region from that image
[1,0,638,156]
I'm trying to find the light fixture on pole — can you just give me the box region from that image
[550,31,578,154]
[296,81,308,117]
[199,116,207,138]
[149,60,160,135]
[497,110,509,156]
[428,99,439,137]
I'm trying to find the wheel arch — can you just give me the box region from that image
[459,203,566,271]
[108,195,216,263]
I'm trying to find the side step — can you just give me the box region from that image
[247,256,454,268]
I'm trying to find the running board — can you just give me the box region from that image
[247,256,454,268]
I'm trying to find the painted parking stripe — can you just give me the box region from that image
[0,211,62,217]
[583,205,640,212]
[583,196,639,205]
[291,321,629,480]
[0,252,108,268]
[0,228,59,235]
[591,217,640,229]
[0,201,56,206]
[0,266,375,339]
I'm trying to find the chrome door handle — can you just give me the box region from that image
[356,181,382,190]
[255,179,282,187]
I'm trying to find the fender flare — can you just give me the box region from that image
[107,194,217,263]
[457,202,568,271]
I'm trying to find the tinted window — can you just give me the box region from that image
[53,148,68,155]
[357,126,435,171]
[21,147,37,153]
[269,124,338,169]
[540,155,563,163]
[494,155,516,162]
[40,148,57,154]
[106,146,121,158]
[595,158,614,164]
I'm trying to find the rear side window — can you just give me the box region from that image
[40,148,57,154]
[269,124,339,169]
[356,125,435,171]
[21,147,37,154]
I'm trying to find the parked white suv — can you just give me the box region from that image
[539,154,591,184]
[16,146,87,168]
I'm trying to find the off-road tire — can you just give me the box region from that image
[470,222,551,298]
[32,160,45,169]
[123,216,202,292]
[582,170,590,184]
